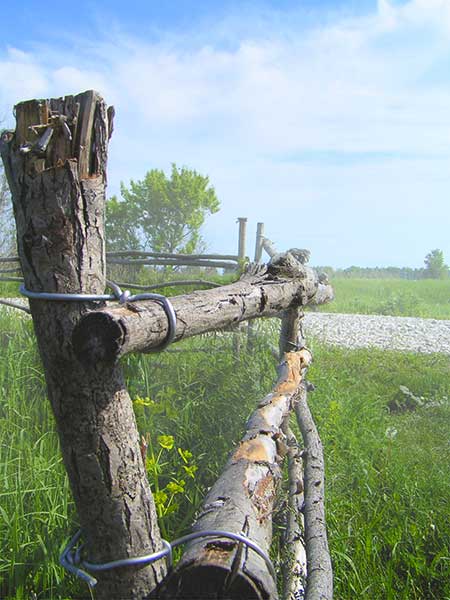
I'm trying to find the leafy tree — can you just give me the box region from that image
[106,164,220,253]
[424,249,448,279]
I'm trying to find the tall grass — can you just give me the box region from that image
[0,311,449,598]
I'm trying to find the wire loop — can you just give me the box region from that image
[19,281,177,351]
[60,528,276,588]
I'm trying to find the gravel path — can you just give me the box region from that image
[303,312,450,355]
[1,299,449,355]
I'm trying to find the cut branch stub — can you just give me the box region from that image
[1,91,166,599]
[157,349,312,600]
[72,263,333,363]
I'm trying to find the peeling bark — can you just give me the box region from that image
[157,349,312,600]
[1,91,165,599]
[72,264,333,363]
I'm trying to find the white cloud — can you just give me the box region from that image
[0,0,449,266]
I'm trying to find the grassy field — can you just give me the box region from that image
[316,278,450,319]
[0,307,449,599]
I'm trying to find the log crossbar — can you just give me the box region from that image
[72,262,333,363]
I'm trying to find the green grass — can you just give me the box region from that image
[316,278,450,319]
[0,312,449,599]
[307,342,450,599]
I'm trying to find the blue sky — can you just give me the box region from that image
[1,0,449,268]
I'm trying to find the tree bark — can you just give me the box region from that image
[157,349,312,600]
[73,264,334,363]
[1,91,165,599]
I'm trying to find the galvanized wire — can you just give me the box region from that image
[19,281,177,351]
[60,528,276,588]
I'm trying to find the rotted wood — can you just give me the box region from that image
[1,91,165,599]
[157,348,312,600]
[295,387,333,600]
[72,262,334,363]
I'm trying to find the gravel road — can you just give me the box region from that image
[303,312,450,355]
[1,299,449,355]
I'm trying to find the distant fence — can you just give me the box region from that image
[0,218,271,283]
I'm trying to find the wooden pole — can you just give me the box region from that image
[254,222,265,264]
[247,222,265,352]
[295,387,333,600]
[237,217,248,264]
[0,91,165,599]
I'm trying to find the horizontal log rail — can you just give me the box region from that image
[72,260,334,363]
[107,257,237,269]
[106,250,239,261]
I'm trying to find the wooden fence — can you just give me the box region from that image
[0,90,334,600]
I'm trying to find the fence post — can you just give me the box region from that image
[254,222,265,263]
[237,217,247,265]
[1,92,165,599]
[248,221,265,351]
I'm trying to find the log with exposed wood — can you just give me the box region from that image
[0,91,166,599]
[72,260,334,363]
[280,307,333,600]
[156,348,313,600]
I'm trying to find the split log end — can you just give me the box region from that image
[156,562,269,599]
[72,311,124,364]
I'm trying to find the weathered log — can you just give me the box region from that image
[72,264,333,363]
[107,250,239,261]
[282,426,307,600]
[1,91,165,599]
[158,349,312,600]
[295,388,333,600]
[107,257,236,269]
[109,279,221,291]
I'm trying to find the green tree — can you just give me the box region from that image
[106,164,220,253]
[424,249,448,279]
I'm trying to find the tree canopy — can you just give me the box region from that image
[106,164,220,253]
[424,249,448,279]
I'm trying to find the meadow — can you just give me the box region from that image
[316,278,450,319]
[0,277,449,599]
